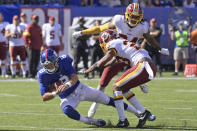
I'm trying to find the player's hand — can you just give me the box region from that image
[159,48,170,55]
[85,66,95,74]
[56,85,69,94]
[72,31,82,38]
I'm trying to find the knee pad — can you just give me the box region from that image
[63,105,80,120]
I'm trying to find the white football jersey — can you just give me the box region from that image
[20,22,28,28]
[112,15,149,42]
[0,22,9,42]
[42,23,62,46]
[5,24,25,46]
[107,39,151,67]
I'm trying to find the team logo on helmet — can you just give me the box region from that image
[125,3,143,27]
[99,29,116,53]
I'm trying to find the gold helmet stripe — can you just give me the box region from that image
[134,3,138,13]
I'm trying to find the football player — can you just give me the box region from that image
[42,16,64,54]
[0,13,9,77]
[73,3,169,118]
[85,29,158,128]
[37,49,148,127]
[5,15,26,78]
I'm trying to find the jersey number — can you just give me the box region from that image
[123,40,140,50]
[50,31,55,39]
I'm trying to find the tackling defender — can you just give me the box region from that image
[73,3,169,118]
[85,29,159,128]
[37,49,149,127]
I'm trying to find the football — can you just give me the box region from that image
[48,80,63,92]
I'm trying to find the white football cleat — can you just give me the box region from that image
[139,84,148,93]
[88,102,99,118]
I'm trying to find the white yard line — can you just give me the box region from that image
[0,125,97,131]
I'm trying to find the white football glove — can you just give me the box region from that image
[159,48,170,55]
[72,31,82,38]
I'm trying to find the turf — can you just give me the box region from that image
[0,76,197,131]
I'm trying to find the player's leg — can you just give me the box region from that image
[19,46,27,78]
[9,46,16,78]
[0,42,7,77]
[88,62,126,117]
[60,88,106,127]
[115,62,157,128]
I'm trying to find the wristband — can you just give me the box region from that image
[65,81,72,88]
[52,91,58,97]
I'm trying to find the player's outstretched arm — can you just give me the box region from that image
[85,50,114,73]
[42,92,56,101]
[72,22,115,38]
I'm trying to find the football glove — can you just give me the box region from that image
[72,31,82,38]
[159,48,170,55]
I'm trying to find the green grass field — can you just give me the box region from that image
[0,74,197,131]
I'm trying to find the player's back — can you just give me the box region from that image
[108,39,151,66]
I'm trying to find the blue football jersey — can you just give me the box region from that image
[37,54,80,99]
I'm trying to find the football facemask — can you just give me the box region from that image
[125,3,143,27]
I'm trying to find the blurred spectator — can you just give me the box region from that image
[20,13,28,28]
[99,0,121,7]
[141,18,162,77]
[88,20,104,78]
[174,0,183,6]
[152,0,161,6]
[183,0,195,8]
[160,0,175,7]
[5,15,26,78]
[81,0,95,6]
[170,22,190,75]
[23,15,43,79]
[42,16,64,55]
[0,13,9,78]
[133,0,152,7]
[72,17,90,78]
[190,22,197,63]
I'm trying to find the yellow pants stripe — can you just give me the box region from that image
[115,62,143,87]
[125,92,135,100]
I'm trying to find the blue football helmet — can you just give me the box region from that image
[40,49,59,74]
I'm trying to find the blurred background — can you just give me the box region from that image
[0,0,197,79]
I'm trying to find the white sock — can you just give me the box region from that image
[175,69,178,73]
[10,65,16,75]
[123,91,145,114]
[1,65,6,76]
[114,91,126,121]
[21,62,26,77]
[126,104,138,115]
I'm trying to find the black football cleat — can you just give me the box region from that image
[116,118,130,128]
[136,110,151,128]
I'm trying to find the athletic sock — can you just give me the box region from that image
[123,91,145,114]
[113,91,126,121]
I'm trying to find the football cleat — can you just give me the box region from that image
[136,110,151,128]
[88,102,99,118]
[148,114,156,121]
[85,117,106,127]
[139,84,148,93]
[116,118,130,128]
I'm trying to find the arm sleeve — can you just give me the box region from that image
[143,22,149,34]
[63,55,77,77]
[42,24,46,38]
[37,73,49,96]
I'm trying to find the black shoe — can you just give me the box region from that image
[172,72,178,76]
[136,110,151,128]
[116,118,129,128]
